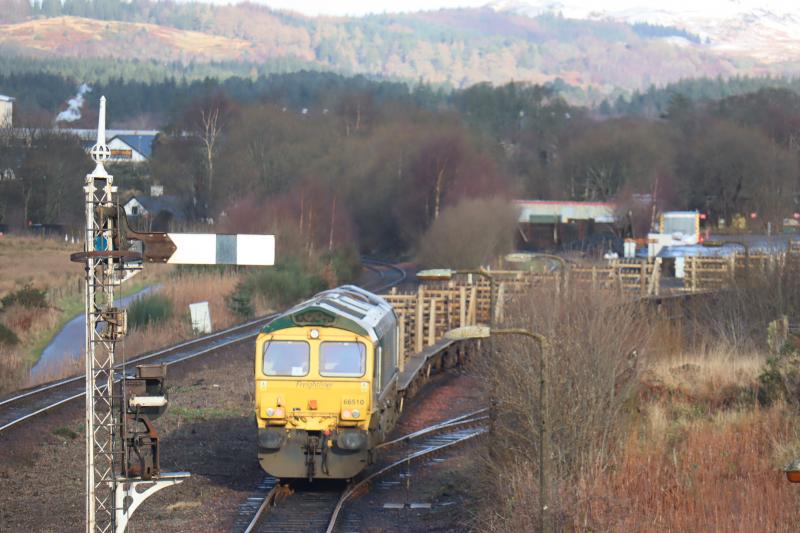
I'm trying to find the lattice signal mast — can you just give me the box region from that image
[78,96,275,533]
[82,95,123,533]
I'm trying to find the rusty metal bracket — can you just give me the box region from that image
[116,210,177,263]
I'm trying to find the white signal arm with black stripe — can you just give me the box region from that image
[166,234,275,265]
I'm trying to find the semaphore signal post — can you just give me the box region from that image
[75,96,275,533]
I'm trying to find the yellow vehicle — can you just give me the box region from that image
[254,286,400,480]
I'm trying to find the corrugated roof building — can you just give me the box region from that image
[513,199,620,250]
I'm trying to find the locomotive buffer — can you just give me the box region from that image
[76,96,275,533]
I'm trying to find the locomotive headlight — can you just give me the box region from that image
[351,409,360,418]
[265,407,284,418]
[310,329,320,339]
[342,410,352,419]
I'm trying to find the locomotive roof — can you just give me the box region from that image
[260,285,396,342]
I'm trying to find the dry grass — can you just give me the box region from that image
[121,270,242,358]
[0,235,84,392]
[577,406,800,532]
[0,239,246,394]
[22,270,245,389]
[641,344,766,408]
[472,276,800,532]
[0,235,82,301]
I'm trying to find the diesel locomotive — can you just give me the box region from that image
[254,285,401,480]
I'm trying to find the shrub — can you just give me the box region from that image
[248,260,327,308]
[0,323,19,346]
[127,293,173,329]
[227,284,254,319]
[1,284,48,309]
[228,259,327,317]
[472,285,649,529]
[321,246,361,285]
[416,197,517,269]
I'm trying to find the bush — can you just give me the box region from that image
[228,259,327,317]
[227,284,254,319]
[1,284,48,309]
[416,197,517,269]
[473,285,648,529]
[248,260,327,308]
[321,246,361,286]
[127,293,173,329]
[0,323,18,346]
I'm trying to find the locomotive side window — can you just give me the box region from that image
[319,342,366,377]
[263,340,310,376]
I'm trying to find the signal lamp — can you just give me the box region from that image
[786,459,800,483]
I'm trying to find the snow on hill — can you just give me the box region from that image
[488,0,800,64]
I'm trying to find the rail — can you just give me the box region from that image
[240,409,488,533]
[325,416,488,532]
[0,259,407,434]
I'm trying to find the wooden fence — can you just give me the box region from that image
[683,252,781,291]
[382,259,663,359]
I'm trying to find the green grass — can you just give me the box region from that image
[128,293,173,329]
[52,426,79,439]
[169,406,241,421]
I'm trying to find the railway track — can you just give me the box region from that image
[239,409,488,533]
[0,258,407,434]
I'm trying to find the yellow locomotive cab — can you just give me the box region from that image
[254,286,400,480]
[256,328,373,432]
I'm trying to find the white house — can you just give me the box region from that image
[0,95,13,129]
[123,186,186,231]
[73,129,157,163]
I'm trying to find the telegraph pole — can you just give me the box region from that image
[77,96,275,532]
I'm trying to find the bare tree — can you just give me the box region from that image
[200,106,221,196]
[183,92,235,213]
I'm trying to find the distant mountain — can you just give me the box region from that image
[489,1,800,65]
[0,1,798,101]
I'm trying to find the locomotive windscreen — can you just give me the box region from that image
[263,340,310,376]
[319,342,366,377]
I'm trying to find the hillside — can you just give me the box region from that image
[0,2,799,98]
[0,16,254,62]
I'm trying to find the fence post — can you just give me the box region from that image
[496,283,506,323]
[427,298,437,347]
[459,286,467,327]
[468,286,477,325]
[415,285,424,353]
[398,314,406,373]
